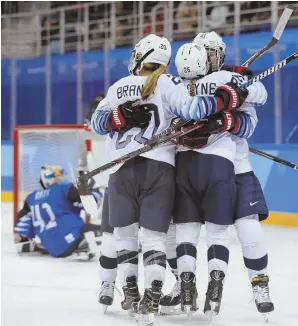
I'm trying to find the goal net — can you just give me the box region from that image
[13,125,107,224]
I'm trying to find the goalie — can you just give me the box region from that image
[14,165,101,260]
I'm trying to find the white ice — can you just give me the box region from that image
[2,202,298,326]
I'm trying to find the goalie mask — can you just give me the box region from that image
[193,31,226,72]
[40,165,66,189]
[175,43,210,79]
[128,34,171,76]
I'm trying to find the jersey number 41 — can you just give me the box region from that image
[30,203,57,233]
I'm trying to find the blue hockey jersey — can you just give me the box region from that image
[18,183,84,257]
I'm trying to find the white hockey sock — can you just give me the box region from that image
[176,222,201,276]
[114,223,139,286]
[234,215,268,281]
[140,227,167,288]
[206,222,230,279]
[166,222,178,278]
[99,232,118,283]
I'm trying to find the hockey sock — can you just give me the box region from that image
[140,227,167,288]
[114,223,139,286]
[234,215,268,281]
[99,232,118,283]
[206,222,230,279]
[166,222,178,278]
[176,222,201,275]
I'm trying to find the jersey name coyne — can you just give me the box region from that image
[187,82,217,95]
[117,84,144,99]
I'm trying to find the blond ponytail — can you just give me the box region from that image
[189,79,196,96]
[141,64,167,100]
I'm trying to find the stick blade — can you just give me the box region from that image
[80,194,98,215]
[77,174,98,215]
[273,5,294,40]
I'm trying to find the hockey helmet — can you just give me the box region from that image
[175,43,210,79]
[40,165,66,189]
[193,31,226,72]
[128,34,171,76]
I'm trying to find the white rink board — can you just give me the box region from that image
[2,202,298,326]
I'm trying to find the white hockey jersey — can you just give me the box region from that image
[180,70,266,171]
[92,74,219,174]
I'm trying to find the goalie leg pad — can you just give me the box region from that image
[15,238,36,253]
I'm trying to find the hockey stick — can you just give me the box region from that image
[78,52,298,213]
[119,7,293,149]
[243,51,298,168]
[142,30,297,161]
[142,7,293,167]
[249,147,298,171]
[242,5,294,67]
[78,120,207,214]
[241,51,298,87]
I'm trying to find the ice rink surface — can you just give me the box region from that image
[2,202,298,326]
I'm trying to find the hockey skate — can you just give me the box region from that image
[135,280,163,325]
[180,272,198,321]
[159,280,181,315]
[251,274,274,323]
[98,281,116,313]
[121,276,141,313]
[204,270,225,322]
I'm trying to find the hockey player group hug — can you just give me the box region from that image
[14,31,274,324]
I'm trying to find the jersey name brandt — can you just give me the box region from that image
[117,84,144,99]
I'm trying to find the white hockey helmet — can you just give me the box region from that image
[128,34,171,76]
[175,43,210,79]
[40,165,66,189]
[193,31,226,72]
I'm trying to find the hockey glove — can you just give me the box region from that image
[170,111,236,149]
[170,119,210,149]
[215,82,248,112]
[108,100,153,131]
[199,111,236,134]
[222,64,254,80]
